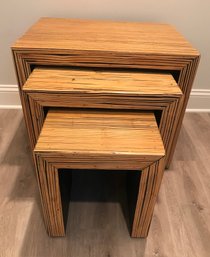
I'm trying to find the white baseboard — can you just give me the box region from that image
[0,85,210,112]
[186,89,210,112]
[0,85,21,109]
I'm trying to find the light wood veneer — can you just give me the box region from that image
[11,18,200,238]
[12,18,200,168]
[34,109,165,237]
[23,67,182,166]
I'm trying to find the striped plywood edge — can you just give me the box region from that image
[23,67,182,166]
[12,18,200,168]
[34,109,165,237]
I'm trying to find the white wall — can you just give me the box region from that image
[0,0,209,109]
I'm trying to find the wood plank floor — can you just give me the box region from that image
[0,109,210,257]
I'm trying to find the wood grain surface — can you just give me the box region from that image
[23,67,182,168]
[1,110,210,257]
[35,109,165,158]
[23,68,181,95]
[11,18,200,240]
[34,109,165,237]
[12,18,200,169]
[12,18,198,56]
[0,109,210,257]
[132,157,165,237]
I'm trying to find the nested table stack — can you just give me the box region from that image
[12,18,199,237]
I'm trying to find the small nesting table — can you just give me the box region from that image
[34,109,165,237]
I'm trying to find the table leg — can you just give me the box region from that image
[131,157,165,237]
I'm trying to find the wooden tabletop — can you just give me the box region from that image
[23,67,182,96]
[35,109,165,157]
[12,17,199,56]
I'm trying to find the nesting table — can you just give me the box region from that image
[12,18,199,237]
